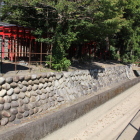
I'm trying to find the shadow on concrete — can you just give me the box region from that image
[133,70,140,77]
[116,109,140,140]
[1,62,29,74]
[133,128,140,140]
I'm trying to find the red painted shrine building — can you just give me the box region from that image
[0,22,36,61]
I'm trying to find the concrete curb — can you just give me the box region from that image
[0,77,140,140]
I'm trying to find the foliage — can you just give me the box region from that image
[1,0,140,69]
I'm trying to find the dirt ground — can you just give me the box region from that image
[0,60,125,77]
[1,59,139,78]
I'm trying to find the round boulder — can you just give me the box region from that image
[0,77,5,85]
[7,88,14,96]
[6,77,13,84]
[0,89,6,97]
[1,118,9,125]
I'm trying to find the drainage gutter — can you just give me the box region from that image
[0,77,140,140]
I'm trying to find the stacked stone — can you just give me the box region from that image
[0,65,135,126]
[55,70,98,102]
[0,72,65,126]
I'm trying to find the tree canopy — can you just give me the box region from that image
[1,0,140,70]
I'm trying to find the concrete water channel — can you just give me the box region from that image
[41,82,140,140]
[0,66,139,140]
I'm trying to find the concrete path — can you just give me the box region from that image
[41,82,140,140]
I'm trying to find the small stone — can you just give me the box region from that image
[46,87,50,93]
[52,76,56,80]
[2,83,10,90]
[49,97,53,102]
[25,75,31,81]
[35,101,41,107]
[43,83,48,88]
[23,111,29,117]
[0,89,6,97]
[52,96,56,101]
[46,73,51,78]
[40,100,47,105]
[19,76,24,81]
[48,82,52,87]
[41,88,47,93]
[31,74,37,80]
[24,75,31,81]
[11,94,18,101]
[29,109,34,115]
[39,78,45,83]
[0,77,5,85]
[18,107,25,113]
[18,84,23,89]
[48,76,53,82]
[9,115,16,122]
[23,97,29,104]
[18,92,25,99]
[37,75,41,79]
[57,97,64,102]
[6,77,13,84]
[51,101,55,107]
[56,73,63,80]
[32,85,38,91]
[14,88,20,94]
[30,91,37,96]
[2,110,11,117]
[25,92,31,98]
[55,80,59,87]
[0,104,4,111]
[43,104,48,111]
[38,83,43,89]
[50,86,54,91]
[16,114,23,119]
[38,108,43,113]
[13,76,19,82]
[18,81,22,84]
[33,80,39,84]
[21,86,27,92]
[44,78,49,82]
[50,72,55,77]
[28,80,33,85]
[36,90,41,95]
[47,102,51,108]
[28,103,35,109]
[22,104,29,111]
[0,97,5,104]
[49,92,53,97]
[4,96,11,103]
[10,108,18,115]
[46,93,49,98]
[18,99,24,106]
[10,82,17,88]
[40,94,46,100]
[27,85,32,91]
[1,118,9,125]
[41,73,47,78]
[4,103,11,110]
[7,88,14,96]
[22,81,28,86]
[33,108,38,114]
[36,95,40,101]
[11,101,19,107]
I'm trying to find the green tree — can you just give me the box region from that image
[116,0,140,63]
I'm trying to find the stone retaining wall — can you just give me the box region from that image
[0,65,136,126]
